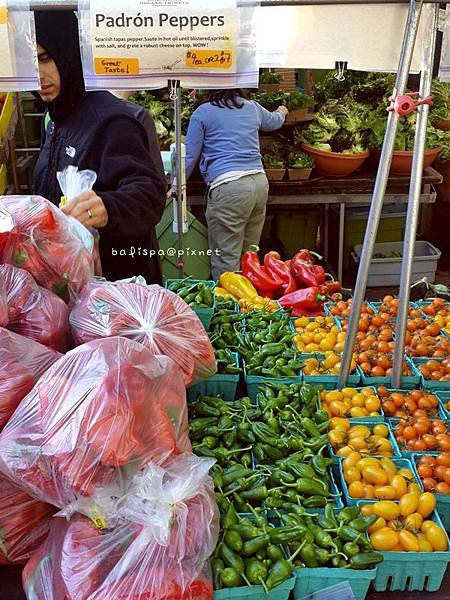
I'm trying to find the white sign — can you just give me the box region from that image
[257,4,433,73]
[79,0,258,89]
[0,2,14,78]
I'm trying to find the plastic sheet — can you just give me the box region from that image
[0,475,54,566]
[0,336,190,511]
[22,454,218,600]
[0,264,70,352]
[0,327,60,431]
[70,279,216,386]
[0,275,7,326]
[0,195,95,302]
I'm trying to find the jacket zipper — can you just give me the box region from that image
[43,122,58,201]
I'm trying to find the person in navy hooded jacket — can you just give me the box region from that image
[33,11,166,284]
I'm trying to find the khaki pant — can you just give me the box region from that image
[206,173,269,281]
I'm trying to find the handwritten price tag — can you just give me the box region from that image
[0,7,7,25]
[94,57,139,75]
[186,49,232,69]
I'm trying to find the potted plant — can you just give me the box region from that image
[431,80,450,130]
[298,97,370,176]
[285,91,315,124]
[263,153,286,181]
[287,151,315,180]
[259,70,284,92]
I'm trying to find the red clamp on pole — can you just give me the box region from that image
[387,92,433,116]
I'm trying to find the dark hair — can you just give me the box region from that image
[208,89,248,109]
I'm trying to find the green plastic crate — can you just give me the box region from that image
[411,357,450,391]
[337,457,420,506]
[293,566,377,600]
[165,278,215,331]
[300,353,361,390]
[360,356,419,390]
[188,353,240,402]
[214,572,295,600]
[328,420,401,459]
[372,511,450,592]
[387,417,450,460]
[411,452,450,532]
[157,199,212,280]
[318,386,384,423]
[274,208,320,259]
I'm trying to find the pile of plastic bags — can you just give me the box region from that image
[0,264,70,351]
[70,279,216,386]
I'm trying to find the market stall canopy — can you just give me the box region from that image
[257,3,433,72]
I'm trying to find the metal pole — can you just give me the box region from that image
[337,0,424,388]
[391,3,439,387]
[172,79,185,278]
[15,0,445,9]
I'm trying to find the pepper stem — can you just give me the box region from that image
[258,576,269,594]
[241,572,253,587]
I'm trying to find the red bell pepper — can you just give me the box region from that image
[313,265,326,285]
[290,259,320,288]
[319,280,342,296]
[263,251,297,295]
[291,303,325,317]
[278,286,325,311]
[241,246,284,292]
[294,249,322,265]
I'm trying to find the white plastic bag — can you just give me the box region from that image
[22,454,218,600]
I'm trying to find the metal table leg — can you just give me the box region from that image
[392,3,439,388]
[337,0,425,388]
[324,203,329,261]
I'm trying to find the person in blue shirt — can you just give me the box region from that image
[185,89,288,280]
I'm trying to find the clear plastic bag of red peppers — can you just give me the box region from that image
[0,264,70,352]
[69,279,216,386]
[0,195,95,302]
[0,475,54,565]
[0,328,61,431]
[22,454,218,600]
[0,336,191,511]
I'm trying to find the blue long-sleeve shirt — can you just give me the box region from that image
[185,98,285,185]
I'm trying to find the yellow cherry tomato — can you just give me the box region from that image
[350,436,369,451]
[362,483,375,499]
[365,396,381,412]
[404,512,423,531]
[351,393,366,408]
[368,516,387,534]
[371,528,400,551]
[421,520,436,534]
[372,437,393,454]
[418,539,434,552]
[343,451,362,470]
[391,475,408,499]
[342,387,357,397]
[408,483,422,496]
[325,390,344,403]
[362,466,388,486]
[399,493,419,517]
[379,457,397,477]
[417,493,436,519]
[357,458,381,470]
[329,417,351,432]
[328,430,346,447]
[398,530,420,552]
[373,424,389,438]
[372,501,400,521]
[336,446,354,458]
[344,467,361,484]
[348,481,365,498]
[424,523,448,551]
[373,485,397,500]
[398,468,414,481]
[360,504,373,516]
[349,425,371,438]
[350,407,368,418]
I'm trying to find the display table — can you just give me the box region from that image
[187,167,442,281]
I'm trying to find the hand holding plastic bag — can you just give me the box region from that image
[0,195,95,302]
[22,454,218,600]
[0,264,70,351]
[0,337,190,509]
[57,166,102,276]
[0,475,54,565]
[0,328,61,430]
[70,279,216,386]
